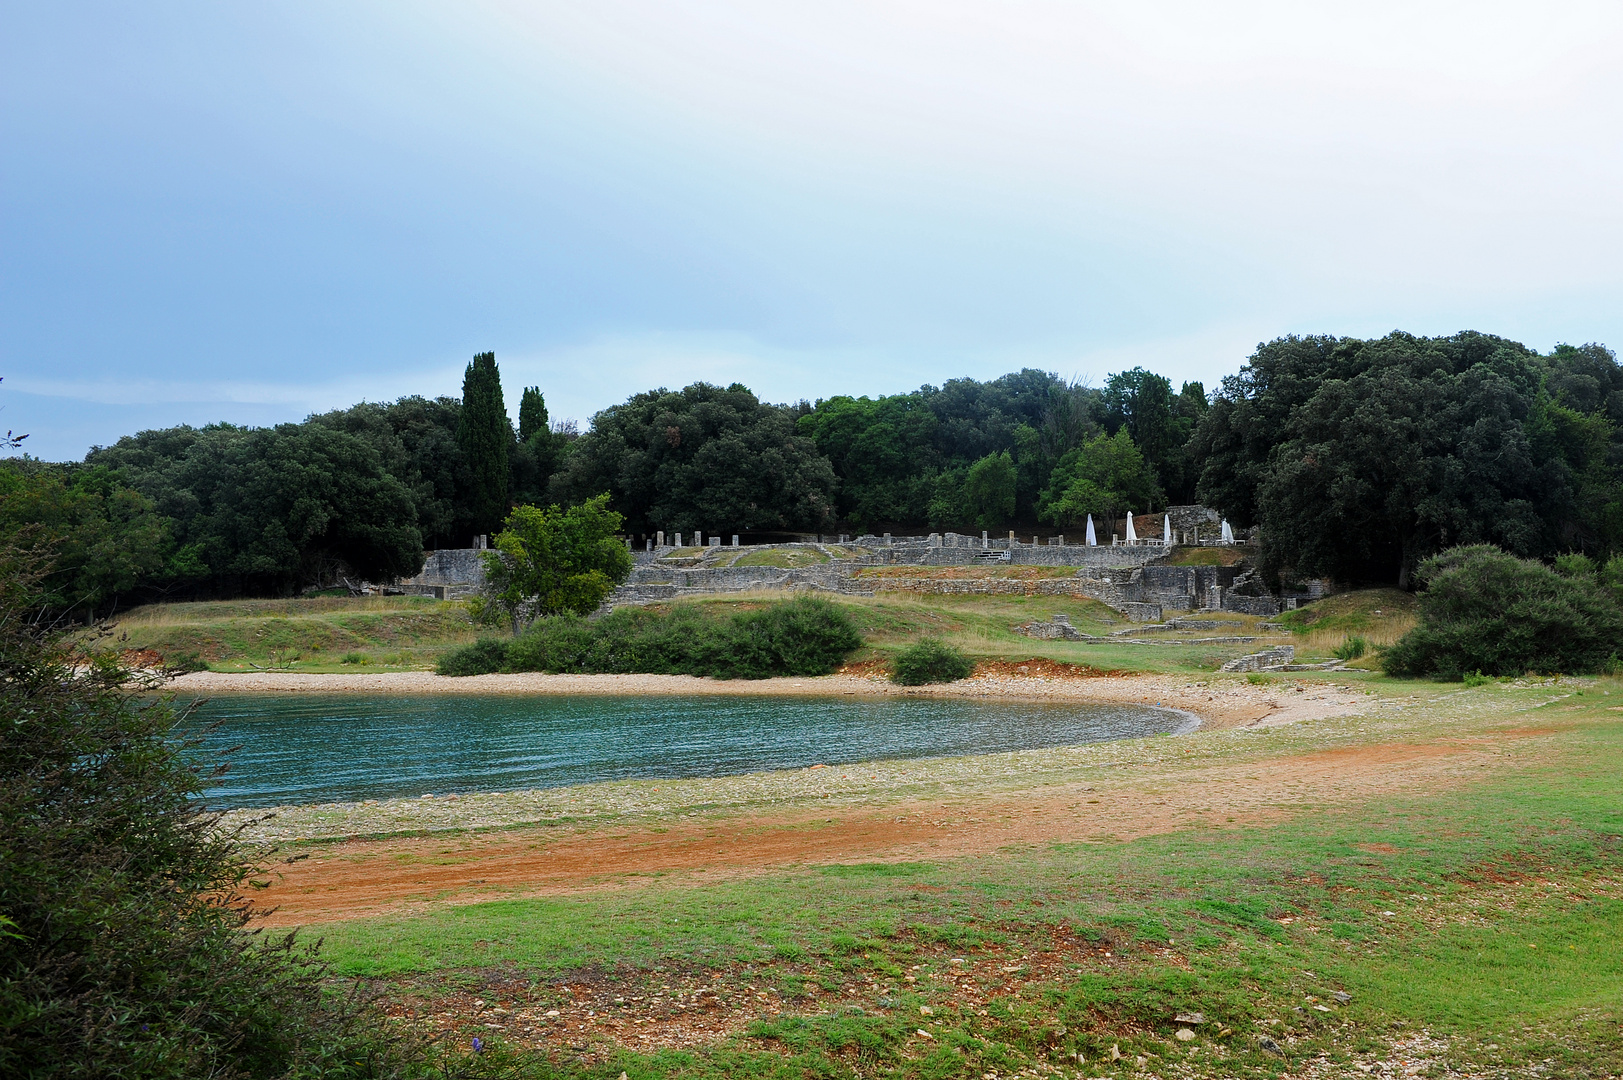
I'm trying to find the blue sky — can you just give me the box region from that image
[5,2,1622,461]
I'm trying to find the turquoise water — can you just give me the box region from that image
[178,694,1196,808]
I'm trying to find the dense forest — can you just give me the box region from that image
[4,332,1621,614]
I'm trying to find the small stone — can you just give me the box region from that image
[1110,1044,1122,1061]
[1175,1027,1196,1041]
[1332,991,1351,1004]
[919,1005,934,1016]
[916,1029,934,1039]
[1174,1011,1205,1024]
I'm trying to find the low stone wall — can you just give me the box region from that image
[1220,645,1295,672]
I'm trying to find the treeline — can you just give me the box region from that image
[4,331,1622,612]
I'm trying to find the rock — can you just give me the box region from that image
[1175,1027,1196,1041]
[916,1029,934,1039]
[1110,1044,1122,1061]
[1332,991,1351,1004]
[919,1005,934,1016]
[1258,1036,1283,1056]
[1174,1011,1205,1024]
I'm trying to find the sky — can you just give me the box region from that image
[4,1,1622,461]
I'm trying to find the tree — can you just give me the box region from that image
[1037,430,1164,537]
[481,494,634,624]
[552,382,838,534]
[89,423,424,595]
[1190,331,1622,586]
[518,385,549,442]
[0,464,182,618]
[456,351,511,539]
[0,543,418,1075]
[962,451,1017,529]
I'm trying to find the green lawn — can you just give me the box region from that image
[311,680,1623,1076]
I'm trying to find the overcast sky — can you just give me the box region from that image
[5,2,1622,461]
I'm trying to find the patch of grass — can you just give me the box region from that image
[730,547,830,569]
[1276,588,1418,659]
[1159,546,1248,567]
[100,596,477,671]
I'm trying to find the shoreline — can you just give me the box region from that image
[170,667,1371,733]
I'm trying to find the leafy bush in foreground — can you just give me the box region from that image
[890,639,975,685]
[1382,545,1623,679]
[0,545,422,1077]
[442,597,862,679]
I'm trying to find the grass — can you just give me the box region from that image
[312,679,1623,1076]
[1276,589,1417,659]
[102,596,478,671]
[1159,547,1249,567]
[729,547,831,569]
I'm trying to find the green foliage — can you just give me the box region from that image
[1245,672,1276,685]
[0,463,180,616]
[481,495,634,622]
[518,385,549,443]
[1383,545,1623,678]
[435,636,511,676]
[890,638,974,685]
[1193,332,1623,586]
[552,382,838,534]
[0,545,419,1076]
[88,421,426,595]
[455,351,512,539]
[1101,367,1206,501]
[1462,669,1493,687]
[798,371,1101,529]
[961,451,1017,529]
[1037,430,1164,532]
[446,598,862,679]
[1332,635,1368,660]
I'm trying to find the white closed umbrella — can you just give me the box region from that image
[1163,514,1172,545]
[1085,514,1097,546]
[1126,511,1137,543]
[1220,519,1234,543]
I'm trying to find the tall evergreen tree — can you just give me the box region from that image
[456,351,511,539]
[518,385,549,443]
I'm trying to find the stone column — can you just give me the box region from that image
[657,530,664,546]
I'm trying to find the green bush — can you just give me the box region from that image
[890,639,974,685]
[1332,635,1368,660]
[1462,669,1493,687]
[1383,545,1623,679]
[340,651,370,665]
[446,598,863,680]
[435,636,510,676]
[0,545,422,1076]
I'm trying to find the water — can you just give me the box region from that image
[176,694,1197,808]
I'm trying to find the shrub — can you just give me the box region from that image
[1462,670,1493,687]
[1383,545,1623,679]
[340,651,370,665]
[435,636,510,676]
[1332,635,1368,661]
[1245,671,1276,685]
[890,639,975,685]
[462,598,865,680]
[0,544,421,1076]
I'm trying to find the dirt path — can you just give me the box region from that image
[258,730,1506,926]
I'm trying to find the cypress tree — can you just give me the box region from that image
[456,351,511,539]
[518,385,549,443]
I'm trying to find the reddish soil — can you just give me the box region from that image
[256,735,1517,927]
